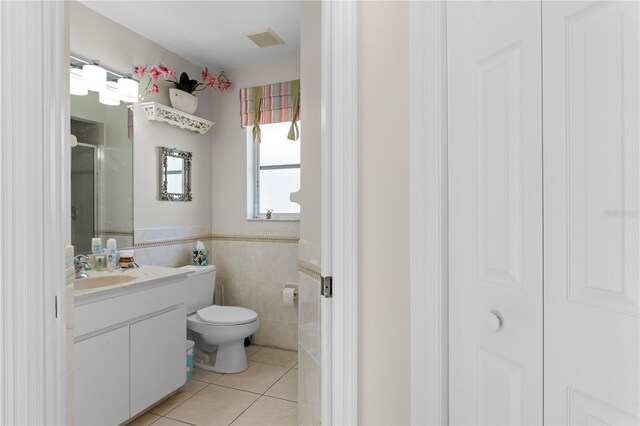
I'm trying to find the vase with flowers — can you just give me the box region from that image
[134,63,232,114]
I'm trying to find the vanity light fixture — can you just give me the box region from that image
[99,81,120,106]
[83,62,107,92]
[117,77,139,103]
[70,67,87,96]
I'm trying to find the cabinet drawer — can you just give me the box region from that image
[75,279,185,339]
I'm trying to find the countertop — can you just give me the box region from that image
[73,265,189,304]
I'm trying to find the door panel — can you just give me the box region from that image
[543,1,640,424]
[448,2,543,424]
[130,307,186,416]
[74,326,130,426]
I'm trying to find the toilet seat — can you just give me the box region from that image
[196,305,258,326]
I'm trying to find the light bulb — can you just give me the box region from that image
[70,68,87,96]
[83,64,107,92]
[99,81,120,106]
[117,77,139,103]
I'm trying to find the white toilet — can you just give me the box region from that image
[180,265,260,373]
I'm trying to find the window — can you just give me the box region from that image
[249,121,300,219]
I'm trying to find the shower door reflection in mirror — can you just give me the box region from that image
[71,144,97,254]
[70,90,134,253]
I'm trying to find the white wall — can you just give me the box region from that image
[210,58,300,235]
[298,1,323,424]
[207,59,301,349]
[358,2,411,424]
[70,1,213,234]
[299,1,322,250]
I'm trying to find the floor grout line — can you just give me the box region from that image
[227,394,264,426]
[262,363,297,397]
[204,382,265,397]
[259,394,298,404]
[153,378,212,420]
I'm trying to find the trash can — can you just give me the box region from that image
[186,340,195,383]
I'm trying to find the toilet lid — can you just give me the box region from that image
[196,305,258,326]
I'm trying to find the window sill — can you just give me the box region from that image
[247,217,300,222]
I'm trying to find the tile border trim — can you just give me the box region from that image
[297,259,321,282]
[134,235,213,249]
[134,233,299,249]
[212,234,299,244]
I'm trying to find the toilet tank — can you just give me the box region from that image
[179,265,216,314]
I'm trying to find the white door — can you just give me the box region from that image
[543,1,640,424]
[448,2,543,424]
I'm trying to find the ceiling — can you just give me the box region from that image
[80,1,301,71]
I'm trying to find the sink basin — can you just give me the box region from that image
[75,275,137,291]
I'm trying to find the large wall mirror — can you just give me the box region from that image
[70,59,134,253]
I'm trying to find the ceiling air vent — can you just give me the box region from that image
[244,28,285,48]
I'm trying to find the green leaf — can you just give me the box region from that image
[179,72,189,87]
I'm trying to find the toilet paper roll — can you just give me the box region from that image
[282,287,296,306]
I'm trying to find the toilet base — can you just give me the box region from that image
[214,339,248,373]
[192,336,249,374]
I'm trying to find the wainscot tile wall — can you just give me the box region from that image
[296,239,321,425]
[209,224,299,351]
[133,224,299,350]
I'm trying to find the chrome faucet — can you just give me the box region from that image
[74,254,92,279]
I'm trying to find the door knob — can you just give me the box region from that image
[488,311,503,332]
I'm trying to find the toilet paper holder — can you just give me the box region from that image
[283,283,298,296]
[282,283,299,305]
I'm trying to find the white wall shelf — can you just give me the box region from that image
[140,102,214,135]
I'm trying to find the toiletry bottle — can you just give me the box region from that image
[91,237,103,254]
[92,237,104,271]
[95,253,105,271]
[106,238,117,272]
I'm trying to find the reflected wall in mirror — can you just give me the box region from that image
[71,91,134,253]
[160,147,192,201]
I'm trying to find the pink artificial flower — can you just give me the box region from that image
[218,80,232,92]
[202,67,210,80]
[205,76,217,88]
[158,63,173,79]
[148,66,161,80]
[134,65,147,78]
[150,84,159,94]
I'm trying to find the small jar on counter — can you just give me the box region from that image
[119,250,135,268]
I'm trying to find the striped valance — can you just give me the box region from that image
[240,80,300,142]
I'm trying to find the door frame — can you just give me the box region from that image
[324,1,359,424]
[409,1,449,425]
[0,1,68,424]
[0,0,360,423]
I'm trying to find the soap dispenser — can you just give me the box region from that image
[106,238,117,272]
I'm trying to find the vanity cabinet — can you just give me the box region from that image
[74,276,187,425]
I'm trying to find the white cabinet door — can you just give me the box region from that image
[130,307,186,416]
[543,1,640,424]
[74,326,130,426]
[448,2,543,424]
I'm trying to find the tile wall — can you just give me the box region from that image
[296,240,321,425]
[209,224,299,351]
[133,224,299,350]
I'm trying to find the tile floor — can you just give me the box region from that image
[127,346,298,426]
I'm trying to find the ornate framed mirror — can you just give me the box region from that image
[160,147,192,201]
